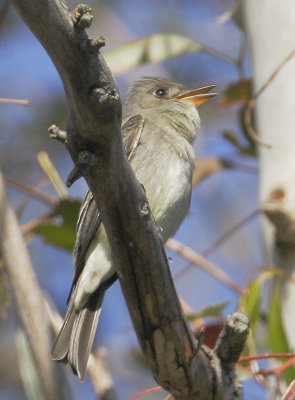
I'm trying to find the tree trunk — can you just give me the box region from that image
[244,0,295,347]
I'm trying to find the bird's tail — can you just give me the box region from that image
[51,286,105,381]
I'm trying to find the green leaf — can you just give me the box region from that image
[239,269,295,384]
[105,33,203,74]
[269,281,294,384]
[238,270,277,332]
[219,79,251,106]
[187,300,229,321]
[34,198,81,251]
[35,223,76,252]
[58,198,81,229]
[240,277,261,332]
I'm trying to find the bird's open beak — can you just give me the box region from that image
[171,85,217,107]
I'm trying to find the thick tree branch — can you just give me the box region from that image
[11,1,248,398]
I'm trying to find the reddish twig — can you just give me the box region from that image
[239,353,295,363]
[128,386,163,400]
[252,355,295,396]
[238,352,295,394]
[281,380,295,400]
[0,97,29,105]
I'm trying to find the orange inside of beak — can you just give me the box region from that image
[171,85,217,107]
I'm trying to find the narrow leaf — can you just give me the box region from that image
[37,152,68,198]
[269,281,294,384]
[238,270,277,332]
[187,300,229,321]
[239,278,261,332]
[105,33,203,74]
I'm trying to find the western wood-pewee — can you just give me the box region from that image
[52,77,216,380]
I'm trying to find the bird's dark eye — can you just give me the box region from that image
[154,88,167,97]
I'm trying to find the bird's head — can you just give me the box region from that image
[124,76,216,111]
[123,77,216,141]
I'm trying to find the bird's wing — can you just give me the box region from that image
[68,114,145,300]
[122,114,145,160]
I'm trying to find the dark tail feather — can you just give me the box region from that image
[68,288,105,380]
[51,287,105,381]
[51,297,77,362]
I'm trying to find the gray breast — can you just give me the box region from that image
[130,124,195,241]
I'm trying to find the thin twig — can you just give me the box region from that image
[202,43,238,65]
[48,124,67,144]
[0,97,29,105]
[167,238,244,295]
[239,353,295,362]
[256,357,295,378]
[281,380,295,400]
[21,209,58,235]
[254,49,295,100]
[217,0,241,25]
[128,386,163,400]
[171,210,259,288]
[4,175,58,206]
[202,209,260,257]
[244,99,272,148]
[244,48,295,148]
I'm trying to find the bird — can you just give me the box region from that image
[51,76,216,380]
